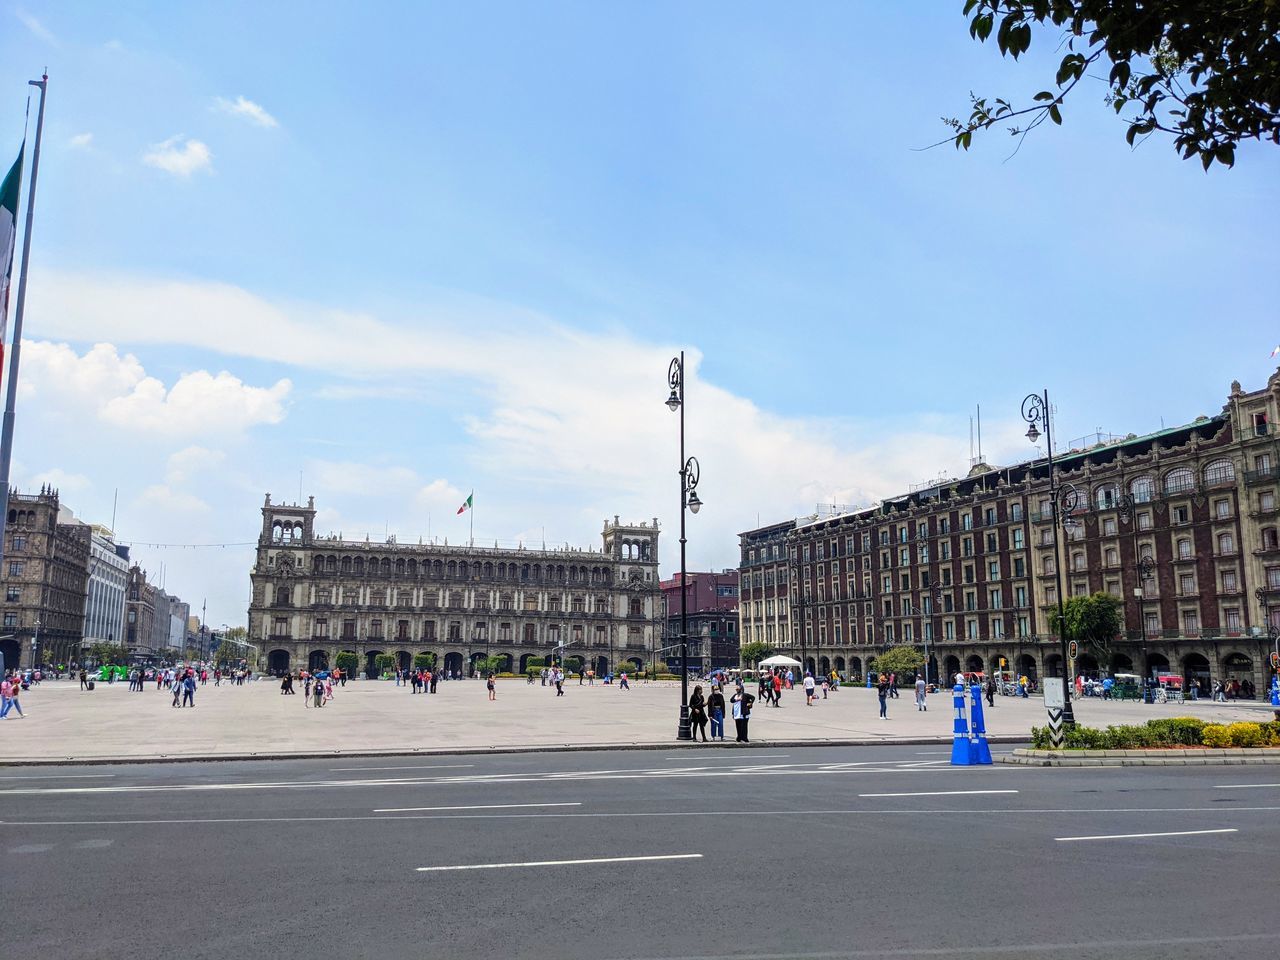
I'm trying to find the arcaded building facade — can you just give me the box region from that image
[248,496,661,678]
[740,373,1280,694]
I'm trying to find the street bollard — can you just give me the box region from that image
[968,683,993,765]
[950,683,973,766]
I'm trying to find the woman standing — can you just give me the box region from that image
[487,672,497,701]
[707,686,726,741]
[689,685,708,742]
[877,673,890,719]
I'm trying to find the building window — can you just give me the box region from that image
[1182,610,1199,634]
[1221,570,1237,592]
[1265,528,1280,551]
[1176,539,1193,560]
[1012,529,1024,549]
[1144,613,1159,635]
[1010,503,1023,521]
[1203,459,1235,487]
[1224,608,1241,633]
[10,535,24,550]
[7,561,22,576]
[1094,484,1118,509]
[1043,557,1056,575]
[4,586,17,602]
[2,613,15,628]
[1261,491,1276,512]
[1178,573,1196,595]
[1253,412,1270,437]
[1104,547,1118,566]
[1216,532,1234,555]
[1130,477,1154,503]
[1013,557,1026,578]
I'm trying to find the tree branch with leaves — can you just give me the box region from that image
[942,0,1280,168]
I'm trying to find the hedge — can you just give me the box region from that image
[1031,717,1280,750]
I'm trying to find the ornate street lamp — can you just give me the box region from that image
[667,352,703,741]
[1022,390,1076,725]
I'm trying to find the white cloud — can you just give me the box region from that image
[16,9,56,45]
[214,95,279,129]
[136,484,211,515]
[19,340,291,437]
[26,271,1036,571]
[69,132,93,149]
[142,136,213,177]
[166,446,226,485]
[30,467,91,494]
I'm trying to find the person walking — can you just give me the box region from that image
[619,671,629,691]
[730,686,754,742]
[0,674,13,718]
[877,673,890,719]
[985,676,996,708]
[758,670,773,706]
[2,675,24,718]
[182,672,197,708]
[915,675,927,711]
[708,685,726,741]
[803,671,816,706]
[486,672,497,701]
[889,672,899,699]
[79,668,88,691]
[689,685,709,742]
[821,674,830,699]
[772,670,783,707]
[555,669,565,697]
[313,678,325,708]
[170,674,183,708]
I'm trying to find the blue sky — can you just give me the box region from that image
[2,2,1278,628]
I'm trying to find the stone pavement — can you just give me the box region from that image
[0,676,1273,763]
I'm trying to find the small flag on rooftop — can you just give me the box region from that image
[456,492,473,515]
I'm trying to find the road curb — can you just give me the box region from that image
[999,747,1280,767]
[0,735,1026,768]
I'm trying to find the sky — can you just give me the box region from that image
[1,2,1278,629]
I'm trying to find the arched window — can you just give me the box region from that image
[1042,556,1056,575]
[1139,543,1154,562]
[1130,476,1154,503]
[396,558,405,575]
[1071,551,1085,571]
[1176,538,1193,559]
[1203,459,1235,487]
[326,555,336,572]
[1093,484,1118,509]
[1264,528,1280,551]
[1216,532,1234,554]
[275,586,290,606]
[1163,467,1194,495]
[341,556,352,573]
[354,557,364,574]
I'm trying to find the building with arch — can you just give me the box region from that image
[740,372,1280,695]
[248,496,661,679]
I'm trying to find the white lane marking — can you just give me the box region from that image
[1055,828,1238,842]
[914,751,951,755]
[374,802,582,813]
[9,805,1280,828]
[74,839,113,849]
[329,764,475,772]
[416,853,702,873]
[859,790,1019,798]
[0,774,117,780]
[1214,783,1280,790]
[12,843,54,853]
[662,754,789,760]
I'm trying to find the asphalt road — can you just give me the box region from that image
[1,745,1277,959]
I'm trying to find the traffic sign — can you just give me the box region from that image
[1068,640,1078,661]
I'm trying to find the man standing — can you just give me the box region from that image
[730,686,754,742]
[915,674,927,712]
[182,671,197,708]
[803,671,816,706]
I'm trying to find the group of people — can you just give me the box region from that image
[687,682,754,741]
[0,671,27,718]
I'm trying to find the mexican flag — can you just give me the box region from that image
[456,492,473,515]
[0,145,22,369]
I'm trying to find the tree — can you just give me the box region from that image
[738,641,774,667]
[872,644,926,679]
[334,651,359,676]
[1055,592,1124,663]
[944,1,1280,168]
[374,653,398,676]
[89,642,129,666]
[412,652,436,671]
[475,655,505,676]
[214,639,244,666]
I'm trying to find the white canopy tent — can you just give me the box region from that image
[758,654,802,668]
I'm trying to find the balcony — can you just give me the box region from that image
[1244,466,1278,486]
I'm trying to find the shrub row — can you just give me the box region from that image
[1031,717,1280,750]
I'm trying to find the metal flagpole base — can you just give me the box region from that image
[676,704,692,740]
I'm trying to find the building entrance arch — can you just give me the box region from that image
[0,637,22,674]
[443,651,464,677]
[364,650,385,680]
[267,649,290,675]
[308,650,329,673]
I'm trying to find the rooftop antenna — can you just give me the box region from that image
[110,487,118,536]
[977,403,983,462]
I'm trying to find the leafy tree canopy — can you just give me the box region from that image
[1054,592,1125,657]
[739,641,774,666]
[945,0,1280,168]
[333,651,360,675]
[872,645,926,678]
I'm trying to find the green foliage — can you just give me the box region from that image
[334,651,359,676]
[945,1,1280,168]
[871,644,925,678]
[1054,592,1124,660]
[474,655,505,676]
[374,653,397,675]
[214,639,246,665]
[412,652,436,670]
[1032,717,1270,750]
[89,642,130,665]
[738,641,774,666]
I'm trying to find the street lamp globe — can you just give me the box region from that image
[1025,422,1040,444]
[687,490,702,514]
[666,390,681,412]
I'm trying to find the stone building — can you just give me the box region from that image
[659,570,740,672]
[739,373,1280,695]
[0,487,91,672]
[124,564,157,656]
[248,496,661,678]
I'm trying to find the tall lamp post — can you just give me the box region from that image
[1022,390,1077,726]
[666,352,702,741]
[905,583,943,686]
[1136,555,1155,700]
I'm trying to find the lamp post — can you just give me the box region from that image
[905,583,943,686]
[1022,390,1077,725]
[1137,555,1155,701]
[666,352,702,741]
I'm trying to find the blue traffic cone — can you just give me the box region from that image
[950,683,972,765]
[968,684,993,765]
[1270,678,1279,707]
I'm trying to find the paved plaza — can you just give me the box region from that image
[1,677,1274,763]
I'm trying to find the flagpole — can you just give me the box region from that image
[469,493,474,548]
[0,73,48,628]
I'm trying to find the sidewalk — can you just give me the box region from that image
[0,678,1272,764]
